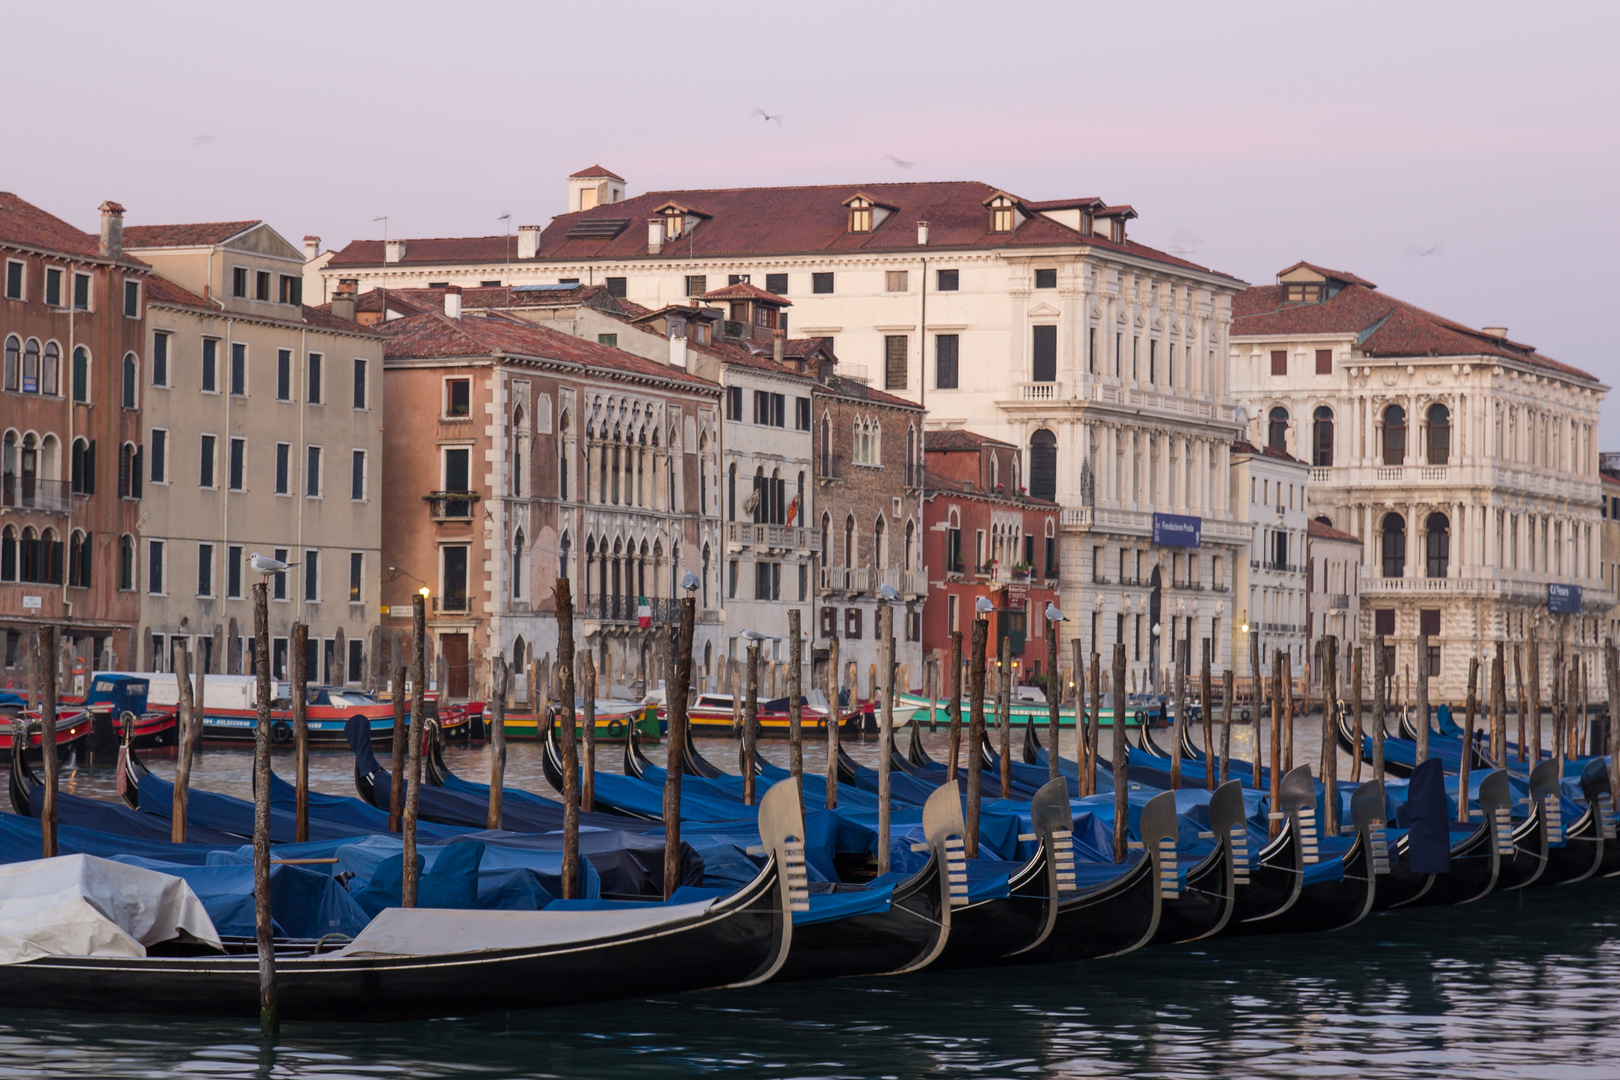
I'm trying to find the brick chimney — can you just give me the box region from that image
[98,201,125,259]
[443,284,462,319]
[331,280,357,322]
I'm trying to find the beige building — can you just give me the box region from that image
[1228,439,1309,685]
[1230,261,1609,698]
[123,221,384,682]
[1306,518,1362,683]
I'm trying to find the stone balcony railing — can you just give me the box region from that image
[726,522,821,552]
[1307,463,1598,501]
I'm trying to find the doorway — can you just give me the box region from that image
[442,633,470,698]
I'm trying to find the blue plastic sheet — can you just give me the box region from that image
[111,858,369,939]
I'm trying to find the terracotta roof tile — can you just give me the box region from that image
[299,304,376,335]
[698,281,791,305]
[1231,438,1303,464]
[0,191,127,260]
[815,374,921,411]
[1308,519,1362,544]
[123,221,261,248]
[143,275,214,311]
[570,164,624,180]
[924,429,1013,451]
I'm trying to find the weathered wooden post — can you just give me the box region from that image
[1414,635,1430,764]
[250,583,279,1039]
[192,650,206,767]
[788,609,805,825]
[38,626,58,858]
[1606,639,1619,811]
[403,595,427,906]
[1372,638,1387,777]
[1350,647,1364,783]
[1249,628,1262,788]
[1458,656,1479,823]
[742,642,760,807]
[1527,633,1543,762]
[996,634,1011,799]
[878,600,895,874]
[1563,663,1579,778]
[1514,643,1527,764]
[388,666,406,831]
[1111,643,1128,862]
[967,616,988,858]
[731,658,743,736]
[1491,643,1506,766]
[1087,652,1101,796]
[1270,649,1284,838]
[1321,636,1339,836]
[488,657,507,830]
[1283,651,1296,774]
[1200,638,1214,791]
[665,600,695,899]
[1220,667,1234,785]
[171,643,194,845]
[825,634,840,810]
[946,630,963,777]
[555,579,580,899]
[1170,638,1185,790]
[1046,614,1061,783]
[292,623,309,844]
[581,653,597,814]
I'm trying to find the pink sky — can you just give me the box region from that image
[12,1,1618,429]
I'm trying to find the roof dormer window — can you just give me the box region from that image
[1285,283,1322,304]
[988,195,1016,233]
[664,210,683,241]
[848,197,872,233]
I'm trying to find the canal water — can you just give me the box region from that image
[9,726,1618,1079]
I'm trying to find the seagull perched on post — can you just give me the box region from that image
[1046,603,1066,623]
[681,571,701,592]
[249,551,296,576]
[975,596,993,615]
[741,629,767,642]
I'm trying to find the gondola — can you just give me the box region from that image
[1539,759,1610,885]
[1399,707,1497,770]
[1498,759,1558,891]
[1240,779,1386,936]
[1336,703,1411,778]
[0,710,95,762]
[1148,782,1240,945]
[1378,765,1511,909]
[0,780,805,1021]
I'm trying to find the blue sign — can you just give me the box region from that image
[1548,583,1582,614]
[1153,513,1201,548]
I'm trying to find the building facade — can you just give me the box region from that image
[122,220,384,681]
[1307,518,1362,681]
[1230,261,1609,697]
[1,195,146,679]
[316,166,1251,683]
[1229,440,1309,681]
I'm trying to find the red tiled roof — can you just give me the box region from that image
[698,281,791,306]
[1277,261,1376,289]
[815,373,921,411]
[379,311,716,389]
[922,468,1057,507]
[144,275,214,311]
[1024,197,1104,211]
[354,283,618,316]
[1233,277,1597,382]
[1231,438,1303,465]
[924,429,1013,451]
[570,164,624,181]
[327,179,1234,278]
[123,221,261,247]
[0,191,130,261]
[1308,519,1362,545]
[299,305,376,335]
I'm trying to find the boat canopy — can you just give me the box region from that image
[0,854,219,964]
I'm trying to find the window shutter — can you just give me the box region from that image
[85,440,95,494]
[936,334,959,390]
[1270,350,1288,376]
[820,606,837,638]
[884,336,907,390]
[1314,349,1332,375]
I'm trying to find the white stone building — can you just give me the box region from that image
[1307,518,1362,684]
[1228,440,1310,683]
[1229,261,1608,698]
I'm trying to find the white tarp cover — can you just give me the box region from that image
[337,898,718,958]
[0,854,221,965]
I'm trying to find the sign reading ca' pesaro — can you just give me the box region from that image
[1152,513,1201,548]
[1548,583,1582,614]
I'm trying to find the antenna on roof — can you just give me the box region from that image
[499,212,512,265]
[372,215,388,244]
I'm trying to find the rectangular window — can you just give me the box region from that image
[752,391,785,427]
[684,275,707,297]
[201,338,218,392]
[795,397,811,431]
[597,333,618,347]
[1374,608,1396,636]
[304,550,320,602]
[230,343,247,395]
[948,594,959,632]
[255,270,271,302]
[197,543,213,597]
[124,279,140,318]
[227,545,243,599]
[445,378,470,418]
[72,272,91,311]
[936,334,959,389]
[725,386,744,421]
[276,349,292,401]
[272,548,289,601]
[151,332,168,386]
[352,358,367,409]
[754,561,782,601]
[886,270,908,292]
[274,443,290,494]
[229,438,246,491]
[351,450,366,500]
[307,353,323,404]
[728,560,738,599]
[1032,325,1057,382]
[147,540,165,595]
[306,446,322,497]
[1034,268,1057,289]
[149,429,167,483]
[765,273,788,295]
[444,447,470,492]
[3,259,22,300]
[844,608,863,639]
[799,563,808,602]
[232,267,248,298]
[279,274,302,305]
[1092,546,1102,583]
[1270,350,1288,377]
[936,268,959,291]
[884,335,907,391]
[199,434,215,488]
[605,276,627,298]
[812,272,834,295]
[350,552,364,603]
[1315,348,1332,375]
[43,267,62,307]
[271,638,287,680]
[1419,608,1441,637]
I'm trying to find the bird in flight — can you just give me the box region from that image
[1403,240,1445,260]
[883,154,915,170]
[192,135,217,147]
[249,551,296,575]
[752,107,784,128]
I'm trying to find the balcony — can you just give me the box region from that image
[852,568,872,593]
[821,567,852,593]
[432,595,471,614]
[1015,381,1062,402]
[726,522,822,552]
[424,491,480,520]
[581,595,682,624]
[1,477,71,514]
[1328,593,1350,610]
[1261,561,1300,573]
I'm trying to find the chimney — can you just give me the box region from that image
[647,218,663,255]
[385,239,407,264]
[1482,326,1508,339]
[670,333,687,369]
[98,201,125,259]
[517,225,541,260]
[773,329,785,366]
[916,220,929,246]
[303,235,321,262]
[443,284,462,320]
[331,281,356,322]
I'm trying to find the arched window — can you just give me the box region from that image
[795,471,805,525]
[40,528,60,585]
[512,406,526,498]
[0,526,16,581]
[559,532,571,583]
[512,636,527,673]
[991,452,1000,490]
[904,519,915,570]
[1312,406,1333,467]
[70,437,90,494]
[19,527,38,583]
[72,346,89,402]
[1314,515,1334,527]
[1381,513,1406,579]
[1427,403,1450,465]
[874,515,887,569]
[68,529,91,588]
[1268,406,1289,454]
[905,426,916,485]
[844,515,855,568]
[122,353,138,408]
[820,512,831,567]
[118,533,135,590]
[1029,429,1057,501]
[1425,513,1450,578]
[512,530,525,599]
[557,412,570,501]
[819,412,831,475]
[698,434,708,514]
[1382,405,1406,465]
[21,339,40,393]
[701,542,711,608]
[41,342,59,396]
[2,336,18,391]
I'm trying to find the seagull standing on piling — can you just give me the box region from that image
[249,551,296,576]
[975,596,993,615]
[1046,603,1066,622]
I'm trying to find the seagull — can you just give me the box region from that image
[752,107,783,129]
[681,571,701,592]
[878,583,900,601]
[882,154,915,170]
[191,135,217,147]
[249,552,296,575]
[1046,603,1066,623]
[975,596,993,615]
[741,629,767,642]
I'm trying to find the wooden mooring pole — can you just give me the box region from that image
[581,653,597,814]
[996,633,1011,799]
[388,665,406,832]
[788,608,805,827]
[403,594,426,906]
[825,634,840,810]
[742,642,760,807]
[555,578,579,899]
[171,642,194,845]
[1320,635,1339,836]
[488,657,507,830]
[1219,667,1234,786]
[292,623,309,844]
[38,626,58,858]
[946,630,963,778]
[1111,643,1128,862]
[665,602,694,899]
[878,600,895,874]
[250,583,279,1040]
[1200,639,1213,791]
[966,615,987,858]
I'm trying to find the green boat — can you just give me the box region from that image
[893,691,1149,728]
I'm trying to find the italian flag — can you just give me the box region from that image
[637,596,652,628]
